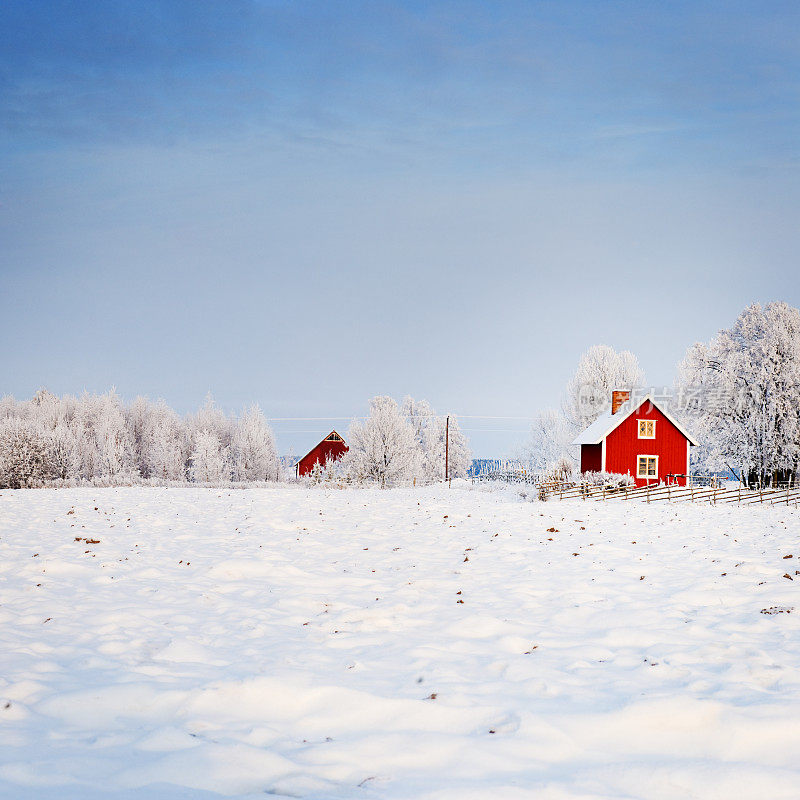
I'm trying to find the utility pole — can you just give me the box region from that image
[445,415,449,481]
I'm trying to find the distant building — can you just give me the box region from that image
[572,391,698,486]
[468,459,524,477]
[468,459,499,477]
[296,430,348,477]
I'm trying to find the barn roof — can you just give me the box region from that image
[293,429,347,462]
[571,395,699,447]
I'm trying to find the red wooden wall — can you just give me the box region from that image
[297,437,348,477]
[605,401,690,486]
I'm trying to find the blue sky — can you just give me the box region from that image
[1,1,799,456]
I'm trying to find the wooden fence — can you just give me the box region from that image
[475,471,800,506]
[548,481,800,506]
[471,469,545,486]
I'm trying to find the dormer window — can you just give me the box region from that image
[638,419,656,439]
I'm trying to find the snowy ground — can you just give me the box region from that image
[1,484,800,800]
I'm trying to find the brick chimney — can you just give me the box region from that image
[611,390,630,415]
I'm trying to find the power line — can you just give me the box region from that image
[265,417,361,421]
[458,428,533,433]
[455,415,539,420]
[265,414,538,422]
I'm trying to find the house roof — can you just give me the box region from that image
[571,395,699,447]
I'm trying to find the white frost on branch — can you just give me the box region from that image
[522,345,645,475]
[0,389,280,487]
[231,406,279,482]
[676,301,800,485]
[562,344,644,432]
[343,396,420,486]
[402,396,471,481]
[189,429,229,484]
[521,409,574,473]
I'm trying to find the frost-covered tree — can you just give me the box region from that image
[402,397,435,436]
[72,390,134,481]
[344,396,420,486]
[403,396,438,480]
[676,301,800,486]
[144,400,187,481]
[126,396,152,477]
[188,395,232,478]
[0,395,17,421]
[231,405,278,482]
[31,388,73,429]
[424,415,470,480]
[189,429,229,483]
[522,409,574,473]
[401,396,470,481]
[0,418,49,488]
[47,423,81,481]
[446,416,471,479]
[322,454,342,483]
[190,394,232,450]
[1,390,82,482]
[403,397,439,480]
[308,459,325,485]
[562,345,644,432]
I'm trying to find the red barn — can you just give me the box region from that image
[572,391,698,486]
[295,430,348,477]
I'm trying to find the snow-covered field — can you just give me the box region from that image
[1,484,800,800]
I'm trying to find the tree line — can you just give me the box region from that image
[0,391,280,489]
[0,390,470,489]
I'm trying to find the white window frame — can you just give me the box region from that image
[637,419,656,439]
[637,455,658,479]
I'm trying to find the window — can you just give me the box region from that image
[638,419,656,439]
[637,455,658,479]
[326,432,343,442]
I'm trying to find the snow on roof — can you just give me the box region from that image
[571,395,699,447]
[571,408,619,446]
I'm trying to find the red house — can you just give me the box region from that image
[295,430,348,477]
[573,391,698,486]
